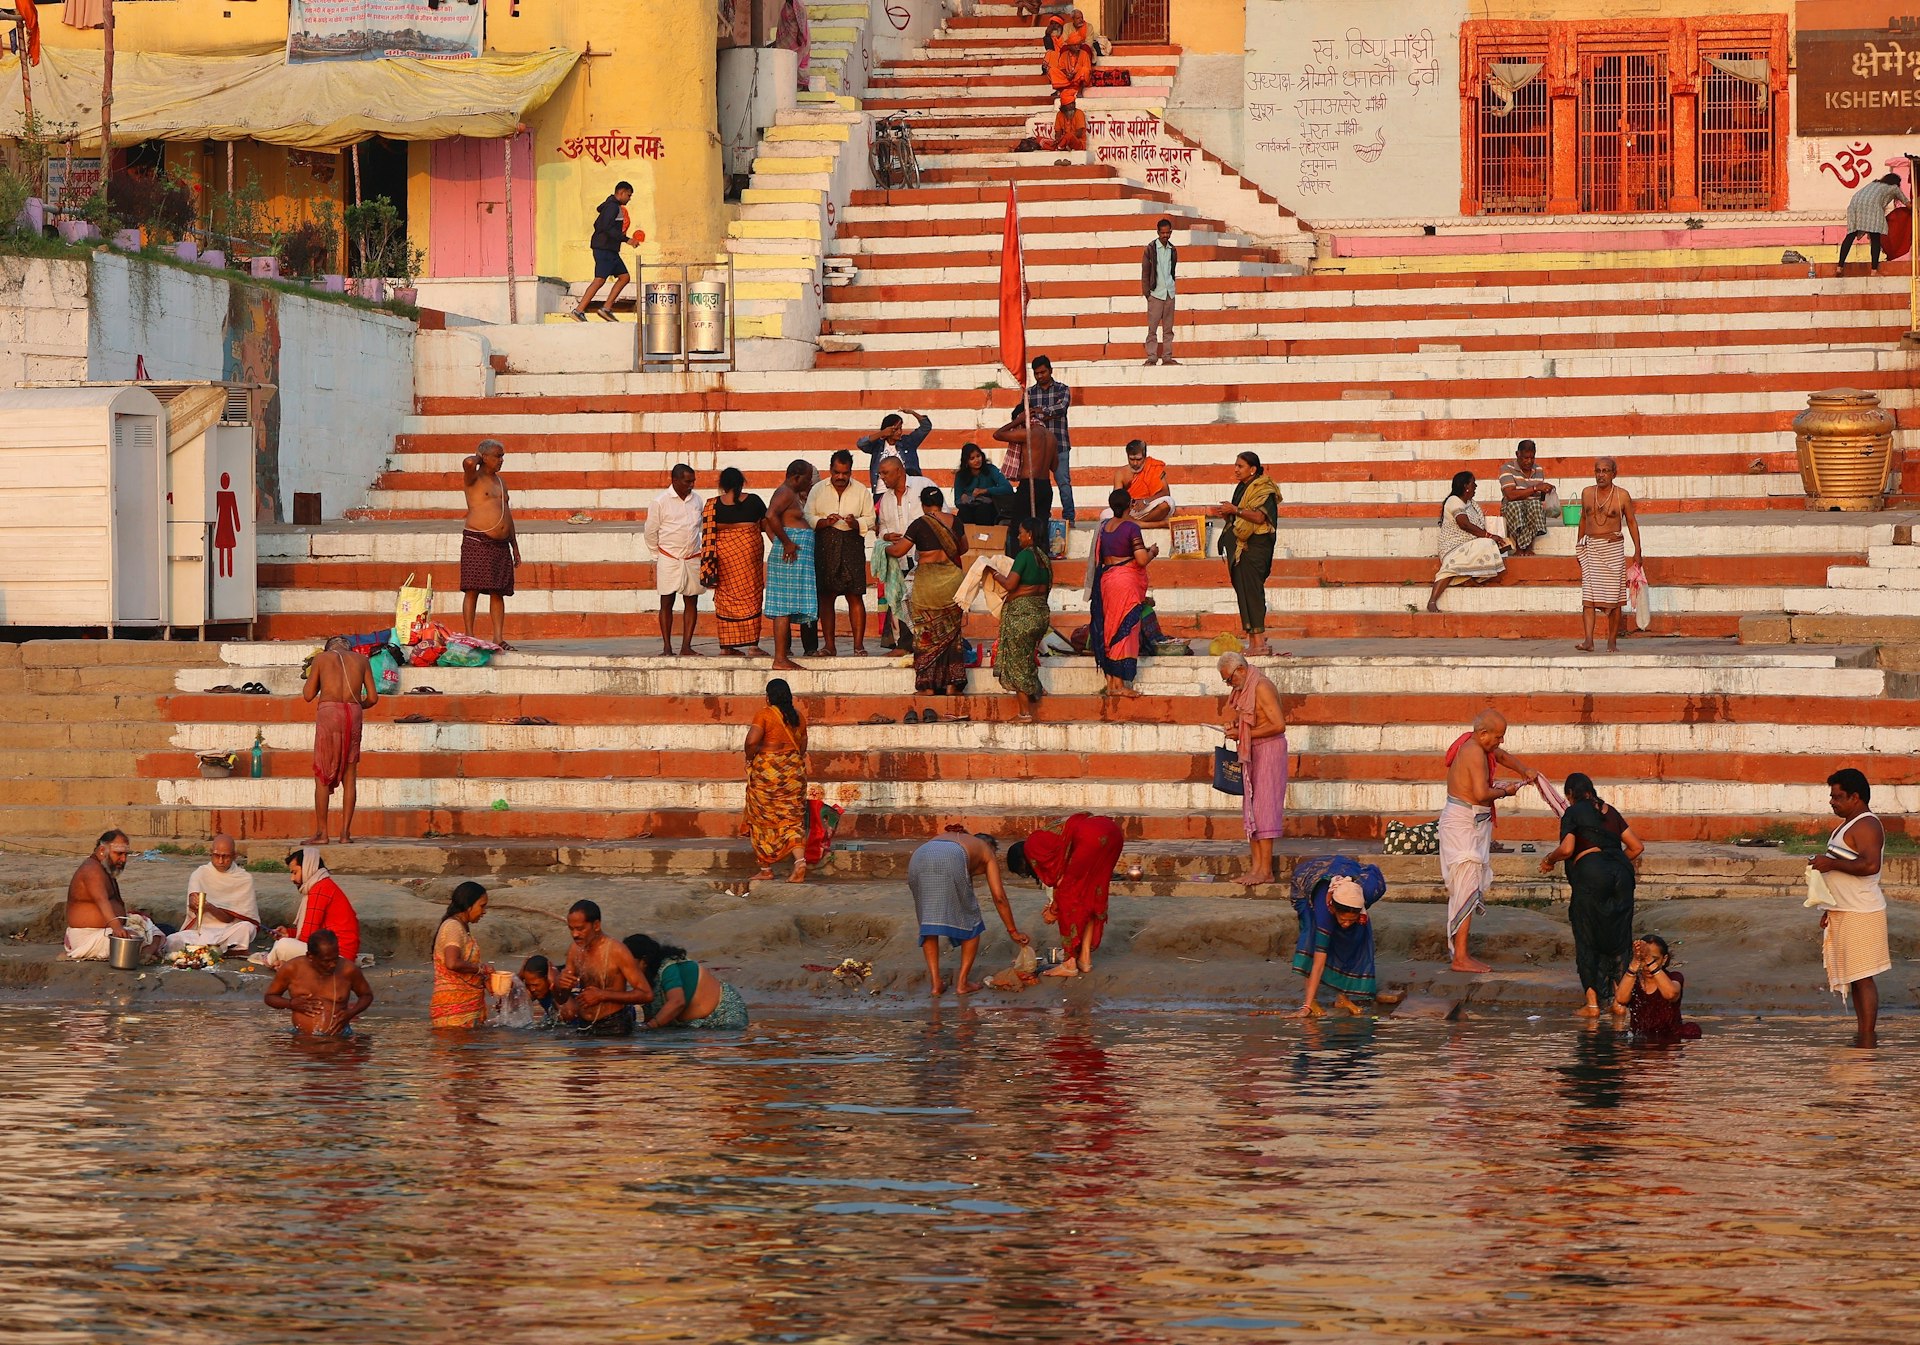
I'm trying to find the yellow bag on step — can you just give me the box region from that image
[393,572,433,646]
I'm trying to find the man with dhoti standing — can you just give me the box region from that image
[1811,768,1890,1049]
[805,449,874,656]
[303,637,378,845]
[1576,457,1643,653]
[1439,710,1537,973]
[763,460,818,671]
[907,831,1029,996]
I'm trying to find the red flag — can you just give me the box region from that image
[997,181,1026,384]
[18,0,39,66]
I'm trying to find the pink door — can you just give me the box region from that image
[428,132,536,277]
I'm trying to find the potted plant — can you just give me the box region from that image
[387,240,424,306]
[274,216,338,281]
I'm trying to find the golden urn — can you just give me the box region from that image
[1792,388,1896,511]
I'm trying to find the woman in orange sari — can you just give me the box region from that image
[743,677,809,882]
[1090,487,1156,697]
[1008,813,1125,977]
[431,881,492,1028]
[703,466,768,654]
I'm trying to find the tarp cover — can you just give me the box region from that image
[0,47,579,150]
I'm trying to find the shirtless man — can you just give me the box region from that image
[907,830,1029,996]
[1576,457,1643,654]
[1437,710,1537,973]
[62,829,164,961]
[991,410,1057,525]
[263,930,374,1038]
[553,899,654,1037]
[460,439,520,648]
[762,460,818,673]
[302,637,379,845]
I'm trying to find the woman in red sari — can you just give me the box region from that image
[1007,813,1125,977]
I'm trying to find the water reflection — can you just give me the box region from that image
[1,1007,1918,1341]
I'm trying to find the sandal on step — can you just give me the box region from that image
[904,709,920,724]
[864,713,896,725]
[396,713,432,724]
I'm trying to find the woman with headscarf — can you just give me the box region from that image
[1427,470,1511,613]
[1289,854,1387,1016]
[625,933,752,1030]
[1211,451,1281,656]
[1539,771,1643,1017]
[1091,487,1156,698]
[1007,813,1125,978]
[701,465,768,655]
[743,677,809,882]
[431,881,493,1029]
[993,516,1053,722]
[888,484,971,697]
[1219,651,1287,887]
[272,846,361,964]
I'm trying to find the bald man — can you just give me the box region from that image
[1438,711,1537,973]
[166,833,261,955]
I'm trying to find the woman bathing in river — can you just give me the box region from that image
[623,933,751,1030]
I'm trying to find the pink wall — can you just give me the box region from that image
[428,132,537,279]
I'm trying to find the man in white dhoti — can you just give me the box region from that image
[165,833,260,955]
[1439,710,1536,973]
[62,829,164,962]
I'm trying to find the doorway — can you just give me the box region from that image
[1577,51,1671,213]
[426,132,537,278]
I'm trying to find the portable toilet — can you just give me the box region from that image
[0,385,168,631]
[144,382,262,635]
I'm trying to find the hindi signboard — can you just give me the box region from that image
[1797,0,1920,136]
[287,0,483,63]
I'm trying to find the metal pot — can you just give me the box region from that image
[108,935,144,970]
[1793,388,1897,511]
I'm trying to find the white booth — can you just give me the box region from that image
[0,385,167,631]
[146,382,261,635]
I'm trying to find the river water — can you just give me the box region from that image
[1,1004,1914,1343]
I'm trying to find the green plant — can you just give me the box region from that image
[274,215,339,278]
[344,195,400,278]
[208,166,269,255]
[77,190,120,234]
[109,162,195,243]
[0,166,30,241]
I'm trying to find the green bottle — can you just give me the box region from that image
[251,730,265,779]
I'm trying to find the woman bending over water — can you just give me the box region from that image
[624,933,751,1030]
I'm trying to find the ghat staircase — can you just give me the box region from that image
[7,3,1920,863]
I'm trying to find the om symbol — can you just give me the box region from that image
[1819,142,1875,190]
[886,1,910,30]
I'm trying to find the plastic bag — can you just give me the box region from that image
[804,798,842,866]
[393,572,433,646]
[437,644,491,668]
[367,647,401,695]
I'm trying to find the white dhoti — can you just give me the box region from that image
[1438,798,1494,939]
[164,919,258,955]
[654,552,705,597]
[61,927,114,961]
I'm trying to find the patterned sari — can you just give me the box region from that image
[431,917,486,1029]
[1090,521,1149,683]
[704,499,767,647]
[909,514,969,695]
[743,704,807,866]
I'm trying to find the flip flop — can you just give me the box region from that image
[508,715,555,726]
[395,713,432,724]
[407,686,443,696]
[240,682,270,695]
[864,713,896,725]
[904,709,920,724]
[921,708,940,723]
[206,684,240,694]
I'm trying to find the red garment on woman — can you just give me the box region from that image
[1024,813,1124,952]
[298,876,361,962]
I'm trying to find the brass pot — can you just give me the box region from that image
[1793,388,1896,511]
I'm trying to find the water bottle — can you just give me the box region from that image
[250,730,265,779]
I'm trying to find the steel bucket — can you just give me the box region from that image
[108,935,143,970]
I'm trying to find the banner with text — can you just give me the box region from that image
[1797,0,1920,136]
[288,0,483,63]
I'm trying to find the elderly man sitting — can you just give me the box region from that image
[165,833,260,955]
[62,829,166,962]
[1114,439,1174,523]
[1498,439,1560,556]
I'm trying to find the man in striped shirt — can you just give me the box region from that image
[1839,173,1910,274]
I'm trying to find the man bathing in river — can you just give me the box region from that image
[263,930,373,1038]
[908,831,1029,995]
[460,439,520,647]
[1438,710,1539,974]
[303,636,379,845]
[554,899,655,1037]
[62,829,164,962]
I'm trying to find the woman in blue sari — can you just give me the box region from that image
[1289,854,1387,1016]
[1089,488,1157,698]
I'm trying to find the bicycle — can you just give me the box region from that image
[871,113,921,191]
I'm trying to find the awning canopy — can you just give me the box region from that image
[0,47,579,151]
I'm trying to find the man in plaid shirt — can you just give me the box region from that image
[1023,354,1075,522]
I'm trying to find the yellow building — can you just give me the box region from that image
[0,0,726,282]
